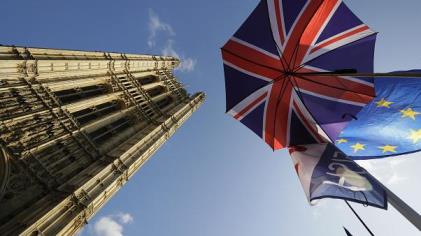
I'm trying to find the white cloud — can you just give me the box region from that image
[147,9,196,72]
[117,213,134,224]
[148,9,175,48]
[311,199,326,219]
[94,217,123,236]
[388,173,407,185]
[357,156,409,185]
[93,213,133,236]
[162,40,197,72]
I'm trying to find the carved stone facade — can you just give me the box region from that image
[0,45,205,235]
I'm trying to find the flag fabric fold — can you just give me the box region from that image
[337,71,421,159]
[289,143,387,209]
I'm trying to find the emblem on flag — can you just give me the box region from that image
[289,143,387,209]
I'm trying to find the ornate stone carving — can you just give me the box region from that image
[0,45,202,235]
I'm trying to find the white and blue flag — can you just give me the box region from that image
[289,143,387,209]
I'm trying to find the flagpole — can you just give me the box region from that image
[344,200,375,236]
[343,227,353,236]
[296,71,421,78]
[367,172,421,231]
[382,183,421,231]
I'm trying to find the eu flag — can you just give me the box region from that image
[337,71,421,159]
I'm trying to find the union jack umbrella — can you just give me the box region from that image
[222,0,377,150]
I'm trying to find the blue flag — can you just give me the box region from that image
[337,71,421,159]
[289,143,387,209]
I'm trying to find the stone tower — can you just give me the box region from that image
[0,45,205,235]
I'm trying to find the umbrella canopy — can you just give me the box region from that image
[222,0,377,150]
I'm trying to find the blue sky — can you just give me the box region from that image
[1,0,421,235]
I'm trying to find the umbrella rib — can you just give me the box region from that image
[289,40,302,72]
[289,76,334,143]
[221,48,284,73]
[271,74,289,149]
[294,74,373,140]
[263,6,290,72]
[291,73,369,143]
[274,43,291,72]
[286,0,325,71]
[292,33,378,73]
[293,73,373,98]
[278,50,290,72]
[320,72,367,99]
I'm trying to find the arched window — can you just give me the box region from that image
[157,96,173,109]
[72,101,121,125]
[138,75,159,85]
[54,85,109,104]
[88,117,131,145]
[147,86,165,98]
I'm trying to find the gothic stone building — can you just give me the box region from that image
[0,45,204,235]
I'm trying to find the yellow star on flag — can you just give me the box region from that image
[408,129,421,143]
[400,108,421,120]
[376,98,393,108]
[336,138,348,144]
[351,143,365,153]
[378,145,397,153]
